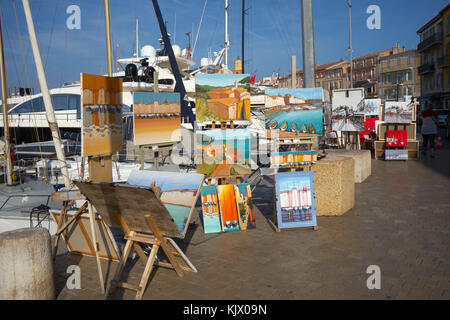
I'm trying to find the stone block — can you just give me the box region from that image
[312,156,355,216]
[325,149,371,183]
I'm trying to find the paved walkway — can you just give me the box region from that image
[55,131,450,300]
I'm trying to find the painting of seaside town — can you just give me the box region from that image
[127,170,205,238]
[218,184,240,232]
[270,150,318,169]
[81,73,123,157]
[195,73,251,121]
[235,183,256,230]
[201,185,223,234]
[383,101,415,123]
[196,128,251,178]
[133,92,181,146]
[264,88,324,138]
[275,171,317,229]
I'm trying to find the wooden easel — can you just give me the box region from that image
[75,181,197,300]
[108,214,184,300]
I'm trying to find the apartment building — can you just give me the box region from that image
[378,49,421,101]
[417,4,450,109]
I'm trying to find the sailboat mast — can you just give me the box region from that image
[22,0,71,187]
[0,16,13,186]
[136,19,139,57]
[241,0,245,74]
[104,0,113,76]
[224,0,229,69]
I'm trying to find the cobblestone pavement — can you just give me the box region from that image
[55,131,450,300]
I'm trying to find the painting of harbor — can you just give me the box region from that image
[81,73,123,157]
[201,185,223,234]
[195,73,251,121]
[133,92,181,146]
[331,107,365,132]
[275,171,317,229]
[359,98,381,116]
[383,101,415,123]
[270,150,318,169]
[126,170,205,237]
[217,184,240,232]
[264,88,324,137]
[235,183,256,230]
[196,128,251,178]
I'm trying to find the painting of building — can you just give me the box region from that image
[234,183,256,231]
[195,74,251,121]
[275,171,317,229]
[217,184,240,232]
[133,92,181,146]
[201,185,222,234]
[126,170,205,237]
[270,151,318,169]
[81,73,123,157]
[383,101,415,123]
[196,128,251,178]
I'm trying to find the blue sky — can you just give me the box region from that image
[0,0,448,92]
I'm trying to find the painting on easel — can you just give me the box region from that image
[235,183,256,230]
[126,170,205,237]
[81,73,123,157]
[200,185,222,234]
[264,88,324,138]
[195,73,251,121]
[383,101,415,123]
[217,184,240,232]
[196,128,251,178]
[133,92,181,146]
[275,171,317,229]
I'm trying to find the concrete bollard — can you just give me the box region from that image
[0,228,55,300]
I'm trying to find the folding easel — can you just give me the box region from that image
[75,181,196,300]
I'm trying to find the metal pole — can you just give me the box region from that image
[348,0,353,88]
[136,19,139,57]
[104,0,113,76]
[291,56,297,88]
[301,0,316,88]
[225,0,229,69]
[22,0,70,187]
[0,16,13,185]
[242,0,245,74]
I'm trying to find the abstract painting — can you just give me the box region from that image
[234,183,256,230]
[200,185,222,234]
[270,150,318,169]
[331,88,365,113]
[275,171,317,229]
[217,184,240,232]
[360,98,381,116]
[331,111,365,132]
[133,92,181,146]
[264,88,324,138]
[383,101,415,123]
[81,73,123,157]
[196,128,251,178]
[195,73,251,121]
[126,170,205,237]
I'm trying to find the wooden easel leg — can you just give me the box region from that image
[108,235,134,297]
[53,201,68,261]
[144,215,184,278]
[135,243,159,300]
[88,201,105,294]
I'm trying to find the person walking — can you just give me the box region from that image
[421,103,439,158]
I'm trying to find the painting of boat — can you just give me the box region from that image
[201,185,222,234]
